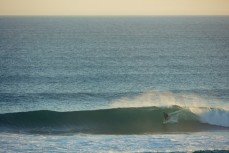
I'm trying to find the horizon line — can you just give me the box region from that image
[1,14,229,17]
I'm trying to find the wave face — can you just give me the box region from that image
[0,106,228,134]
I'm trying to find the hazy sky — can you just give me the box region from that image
[1,0,229,16]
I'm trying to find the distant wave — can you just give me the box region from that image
[0,105,228,134]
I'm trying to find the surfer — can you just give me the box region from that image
[163,112,169,121]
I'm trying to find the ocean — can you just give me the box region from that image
[0,16,229,152]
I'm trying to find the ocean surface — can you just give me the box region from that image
[0,16,229,152]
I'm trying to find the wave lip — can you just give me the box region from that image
[0,106,228,134]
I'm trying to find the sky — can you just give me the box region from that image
[0,0,229,16]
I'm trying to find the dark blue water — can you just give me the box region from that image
[0,16,229,152]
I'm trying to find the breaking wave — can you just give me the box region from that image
[0,105,228,134]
